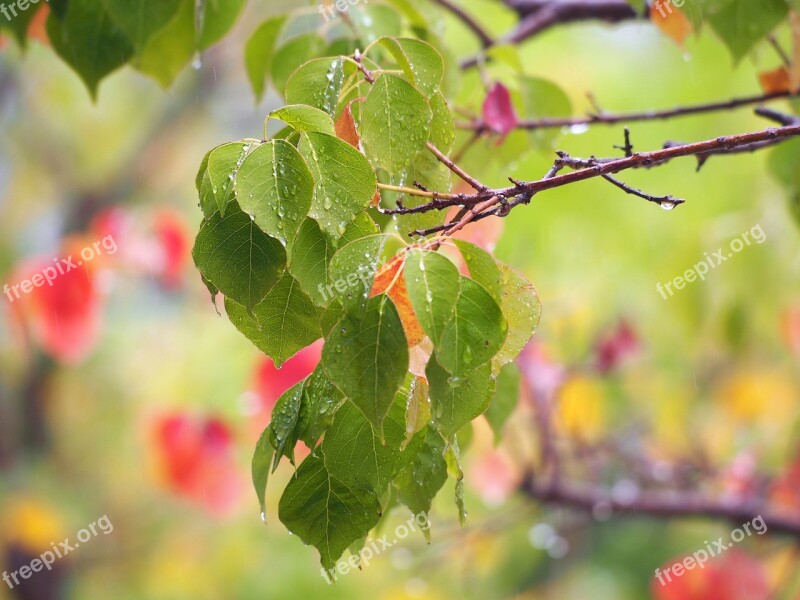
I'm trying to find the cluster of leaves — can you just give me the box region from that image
[192,30,541,568]
[0,0,246,97]
[630,0,797,62]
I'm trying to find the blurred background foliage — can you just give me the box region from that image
[1,0,800,599]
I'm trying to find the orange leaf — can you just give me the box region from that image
[370,253,425,346]
[791,11,800,92]
[335,102,360,148]
[758,66,791,94]
[651,1,692,47]
[28,4,50,46]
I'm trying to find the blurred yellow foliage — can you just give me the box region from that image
[556,375,607,442]
[714,369,797,424]
[1,498,65,554]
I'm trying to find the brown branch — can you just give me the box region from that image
[430,0,494,48]
[426,141,488,192]
[460,0,643,69]
[408,123,800,236]
[524,476,800,538]
[457,89,800,133]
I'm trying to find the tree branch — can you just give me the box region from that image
[524,476,800,538]
[407,123,800,236]
[457,89,800,133]
[460,0,644,69]
[430,0,494,48]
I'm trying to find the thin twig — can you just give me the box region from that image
[408,123,800,236]
[430,0,494,48]
[457,89,800,133]
[460,0,643,69]
[426,141,489,192]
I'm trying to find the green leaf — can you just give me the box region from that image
[195,0,246,50]
[322,378,422,493]
[271,33,327,97]
[297,365,346,448]
[192,204,286,310]
[236,139,315,245]
[389,91,454,235]
[378,37,445,97]
[288,218,336,306]
[196,149,215,216]
[245,16,287,101]
[350,4,403,43]
[328,234,392,310]
[452,240,503,302]
[46,0,135,99]
[299,131,378,239]
[429,91,456,152]
[708,0,788,62]
[269,382,305,469]
[224,275,322,366]
[436,277,507,375]
[519,76,572,149]
[403,249,460,345]
[486,363,520,444]
[444,441,467,526]
[279,454,382,570]
[134,0,194,87]
[322,295,409,436]
[337,212,380,248]
[394,427,447,542]
[361,74,433,173]
[269,105,335,135]
[492,263,541,374]
[102,0,182,52]
[252,425,274,521]
[286,57,348,117]
[427,353,495,439]
[403,376,430,449]
[0,0,44,47]
[201,141,259,217]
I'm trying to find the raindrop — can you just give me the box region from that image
[260,511,266,523]
[568,123,590,135]
[323,197,333,210]
[660,201,676,211]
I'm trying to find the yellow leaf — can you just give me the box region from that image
[556,375,606,442]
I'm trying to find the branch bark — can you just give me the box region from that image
[460,0,644,69]
[525,476,800,538]
[457,89,800,133]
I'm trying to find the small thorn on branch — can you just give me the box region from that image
[613,127,634,157]
[412,181,430,192]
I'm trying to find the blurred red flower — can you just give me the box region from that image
[652,550,769,600]
[253,340,323,417]
[154,413,240,514]
[5,241,103,364]
[595,320,639,374]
